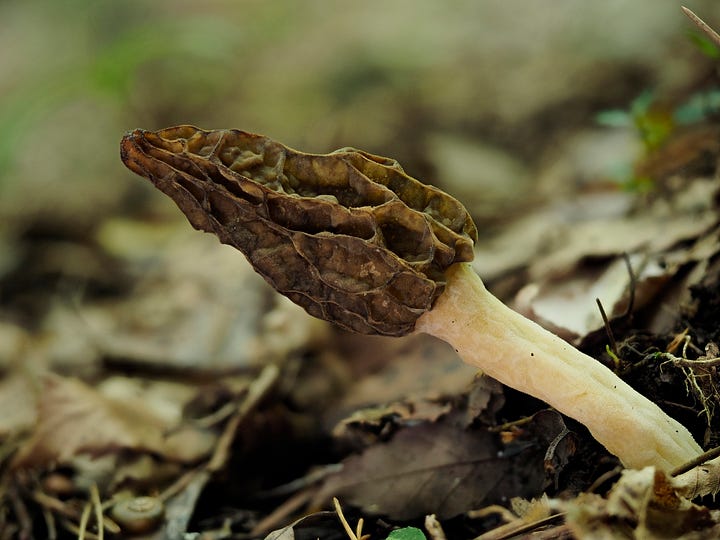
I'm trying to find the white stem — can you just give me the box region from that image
[414,263,702,470]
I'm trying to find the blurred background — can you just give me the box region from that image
[1,0,719,371]
[1,0,716,232]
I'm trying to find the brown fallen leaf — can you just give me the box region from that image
[526,410,578,486]
[332,399,453,451]
[13,375,180,468]
[332,375,504,451]
[564,466,715,539]
[332,333,480,413]
[0,369,37,437]
[92,229,327,372]
[264,511,347,540]
[672,454,720,500]
[314,415,547,520]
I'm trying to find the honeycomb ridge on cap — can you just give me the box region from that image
[121,125,477,336]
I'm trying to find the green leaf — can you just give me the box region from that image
[386,527,426,540]
[687,30,720,59]
[629,89,655,118]
[674,89,720,124]
[595,109,632,128]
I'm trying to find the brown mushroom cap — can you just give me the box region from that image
[120,126,477,336]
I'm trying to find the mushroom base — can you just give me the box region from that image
[414,263,702,471]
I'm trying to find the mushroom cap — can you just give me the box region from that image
[120,126,477,336]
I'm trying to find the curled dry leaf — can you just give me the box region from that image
[12,375,203,468]
[564,466,715,539]
[671,454,720,500]
[263,511,346,540]
[121,126,477,336]
[315,420,501,520]
[314,415,548,520]
[95,228,325,371]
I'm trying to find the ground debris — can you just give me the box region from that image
[312,401,583,521]
[563,466,720,539]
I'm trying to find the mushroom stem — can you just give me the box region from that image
[414,263,702,471]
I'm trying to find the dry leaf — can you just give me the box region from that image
[335,377,504,445]
[316,420,500,520]
[334,334,481,413]
[13,375,175,467]
[0,370,37,436]
[92,229,326,371]
[315,415,546,520]
[332,400,453,450]
[564,466,714,539]
[526,410,578,484]
[528,178,718,282]
[264,511,346,540]
[672,455,720,500]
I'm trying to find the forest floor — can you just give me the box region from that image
[2,2,720,539]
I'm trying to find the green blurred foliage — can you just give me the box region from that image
[1,0,717,228]
[596,82,720,192]
[0,0,317,227]
[386,527,426,540]
[687,30,720,59]
[596,90,673,152]
[0,1,243,174]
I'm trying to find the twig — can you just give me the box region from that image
[207,364,280,472]
[32,490,82,520]
[333,498,368,540]
[466,504,517,523]
[596,298,619,361]
[425,514,447,540]
[157,467,203,503]
[666,328,690,355]
[8,483,32,539]
[472,513,566,540]
[255,463,344,498]
[90,484,103,540]
[487,415,534,433]
[78,500,91,540]
[42,506,57,540]
[62,518,99,540]
[682,6,720,49]
[586,466,622,493]
[621,252,636,321]
[250,488,315,536]
[671,445,720,477]
[667,355,720,368]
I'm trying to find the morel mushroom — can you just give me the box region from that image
[120,126,702,470]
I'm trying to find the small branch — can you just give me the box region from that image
[78,500,91,540]
[90,484,104,540]
[667,355,720,368]
[596,298,619,361]
[206,364,279,473]
[671,445,720,477]
[425,514,447,540]
[682,6,720,48]
[333,498,368,540]
[621,252,637,320]
[472,512,566,540]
